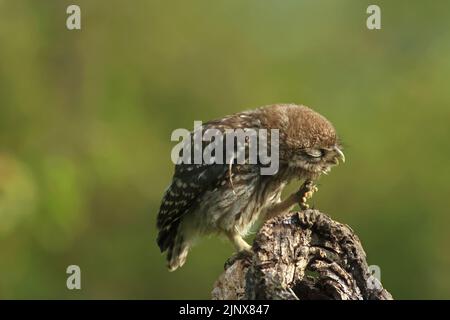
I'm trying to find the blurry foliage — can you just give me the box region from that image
[0,0,450,299]
[0,154,36,234]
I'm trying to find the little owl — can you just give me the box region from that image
[156,104,345,271]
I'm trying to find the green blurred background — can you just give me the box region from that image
[1,0,450,299]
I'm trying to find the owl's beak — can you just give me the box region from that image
[334,146,345,164]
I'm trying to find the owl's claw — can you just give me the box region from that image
[304,191,314,199]
[297,180,318,210]
[224,249,254,270]
[300,203,309,210]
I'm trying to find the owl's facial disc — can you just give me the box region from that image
[290,145,345,176]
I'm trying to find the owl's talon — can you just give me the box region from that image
[305,191,314,199]
[224,249,254,269]
[297,179,318,210]
[299,202,309,210]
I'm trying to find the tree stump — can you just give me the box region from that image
[212,209,393,300]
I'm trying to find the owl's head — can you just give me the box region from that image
[259,104,345,179]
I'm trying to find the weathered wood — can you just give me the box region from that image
[212,209,393,300]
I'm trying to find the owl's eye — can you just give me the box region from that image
[304,148,323,158]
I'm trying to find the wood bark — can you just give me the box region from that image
[212,209,393,300]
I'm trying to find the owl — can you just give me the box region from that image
[157,104,345,271]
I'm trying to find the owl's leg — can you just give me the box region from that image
[226,230,252,252]
[263,193,298,221]
[264,180,318,221]
[224,230,253,269]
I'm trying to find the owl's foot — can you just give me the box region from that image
[226,231,251,252]
[297,180,318,210]
[224,231,253,269]
[224,248,254,270]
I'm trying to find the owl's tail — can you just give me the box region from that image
[166,234,191,271]
[157,224,191,271]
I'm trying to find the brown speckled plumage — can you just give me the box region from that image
[157,104,344,271]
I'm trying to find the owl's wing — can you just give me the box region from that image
[156,163,228,252]
[156,112,262,252]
